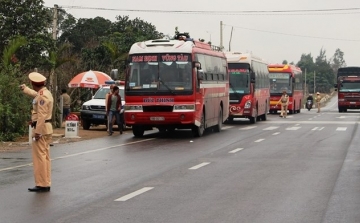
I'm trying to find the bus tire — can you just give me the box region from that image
[249,109,257,124]
[214,107,223,132]
[262,106,267,121]
[132,125,144,137]
[193,111,205,137]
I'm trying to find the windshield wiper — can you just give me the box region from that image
[159,78,176,95]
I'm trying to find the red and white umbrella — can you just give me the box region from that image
[68,70,113,89]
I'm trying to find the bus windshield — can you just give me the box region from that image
[269,72,292,94]
[127,53,192,93]
[228,63,250,94]
[339,81,360,92]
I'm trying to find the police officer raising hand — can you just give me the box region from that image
[21,72,54,192]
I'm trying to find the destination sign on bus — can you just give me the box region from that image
[130,54,191,63]
[229,69,248,74]
[269,73,290,79]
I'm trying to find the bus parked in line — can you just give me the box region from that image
[268,64,304,114]
[124,33,229,137]
[225,52,270,124]
[334,66,360,112]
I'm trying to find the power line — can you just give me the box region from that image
[223,24,360,42]
[57,5,360,15]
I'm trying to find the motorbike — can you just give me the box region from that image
[306,100,313,111]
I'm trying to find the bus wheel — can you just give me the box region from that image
[193,112,205,137]
[214,108,223,132]
[132,125,144,137]
[249,110,257,124]
[262,107,267,121]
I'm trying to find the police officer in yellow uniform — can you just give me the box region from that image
[20,72,53,192]
[276,90,289,118]
[316,92,322,113]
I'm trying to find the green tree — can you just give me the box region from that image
[297,53,316,93]
[0,0,53,72]
[0,37,31,141]
[330,48,346,82]
[282,60,288,65]
[314,48,333,93]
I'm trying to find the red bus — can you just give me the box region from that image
[225,52,270,124]
[268,64,304,114]
[334,66,360,112]
[124,33,229,137]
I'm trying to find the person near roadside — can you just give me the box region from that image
[20,72,53,192]
[61,89,71,121]
[106,86,123,135]
[105,85,115,132]
[276,90,289,118]
[316,92,322,113]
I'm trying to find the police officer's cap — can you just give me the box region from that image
[29,72,46,83]
[316,92,320,95]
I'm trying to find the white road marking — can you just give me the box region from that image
[222,126,234,130]
[263,126,279,130]
[336,116,346,119]
[0,138,155,172]
[309,118,313,120]
[229,148,244,153]
[312,127,319,131]
[189,162,210,170]
[312,127,325,131]
[336,127,347,131]
[272,132,281,135]
[318,127,325,131]
[295,124,300,126]
[239,126,257,130]
[115,187,154,201]
[267,121,360,124]
[286,127,301,130]
[254,139,265,142]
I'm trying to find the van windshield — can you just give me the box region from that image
[93,88,125,99]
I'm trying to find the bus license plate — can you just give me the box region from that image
[150,117,165,121]
[350,102,356,104]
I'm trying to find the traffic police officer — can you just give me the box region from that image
[20,72,53,192]
[316,92,322,113]
[276,90,289,118]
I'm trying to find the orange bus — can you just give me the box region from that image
[124,33,229,137]
[225,52,270,124]
[268,64,304,114]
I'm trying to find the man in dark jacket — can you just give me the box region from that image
[106,86,122,135]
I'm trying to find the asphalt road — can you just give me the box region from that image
[1,95,360,223]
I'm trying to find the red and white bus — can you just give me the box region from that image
[268,64,304,114]
[225,52,270,124]
[124,33,229,137]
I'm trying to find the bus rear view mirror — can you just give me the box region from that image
[197,70,204,80]
[250,71,255,83]
[334,84,337,88]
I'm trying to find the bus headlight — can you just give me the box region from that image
[124,105,143,111]
[244,100,252,109]
[173,104,195,111]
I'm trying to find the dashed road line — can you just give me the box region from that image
[229,148,244,153]
[115,187,154,201]
[189,162,210,170]
[254,139,265,142]
[263,126,279,130]
[272,132,281,135]
[239,126,257,130]
[336,127,347,131]
[286,126,301,131]
[221,126,234,130]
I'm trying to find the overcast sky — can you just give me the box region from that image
[44,0,360,66]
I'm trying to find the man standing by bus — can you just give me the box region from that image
[277,90,289,118]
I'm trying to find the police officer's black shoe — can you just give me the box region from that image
[28,186,50,192]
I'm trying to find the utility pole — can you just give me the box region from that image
[304,68,307,94]
[51,4,59,127]
[229,26,233,51]
[220,21,223,51]
[313,70,316,94]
